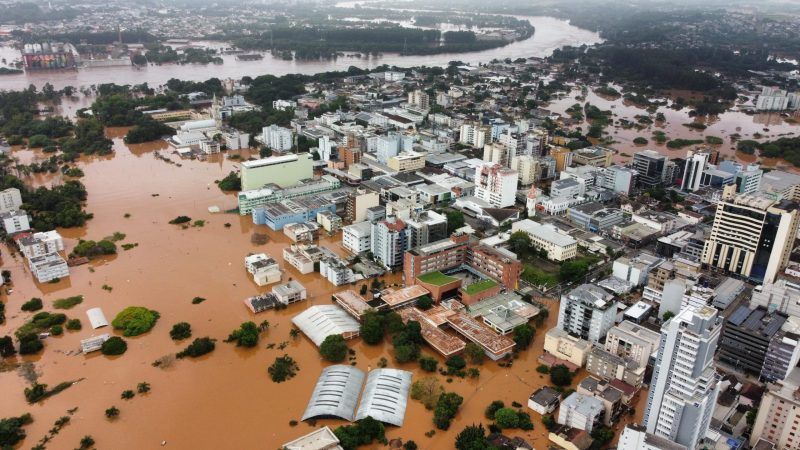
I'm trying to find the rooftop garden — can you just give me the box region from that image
[417,271,458,286]
[462,279,498,295]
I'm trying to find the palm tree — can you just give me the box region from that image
[289,328,300,340]
[137,382,151,394]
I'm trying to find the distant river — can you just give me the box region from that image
[0,16,600,91]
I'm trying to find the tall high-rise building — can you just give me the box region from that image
[644,306,722,449]
[702,194,800,283]
[633,150,668,189]
[370,217,408,271]
[261,125,294,152]
[557,284,618,344]
[681,150,709,192]
[404,210,448,249]
[474,163,518,208]
[459,123,487,148]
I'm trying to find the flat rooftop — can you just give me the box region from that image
[242,153,299,168]
[446,312,515,355]
[380,285,430,307]
[333,290,372,318]
[468,292,540,320]
[399,307,466,356]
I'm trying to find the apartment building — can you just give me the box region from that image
[604,320,661,369]
[557,284,618,344]
[261,124,294,152]
[0,187,22,213]
[371,217,409,271]
[342,221,372,254]
[28,253,69,283]
[0,210,30,234]
[702,193,799,284]
[644,306,722,449]
[750,367,800,449]
[18,230,64,259]
[474,162,518,208]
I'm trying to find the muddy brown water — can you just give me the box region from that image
[0,128,643,449]
[547,87,800,171]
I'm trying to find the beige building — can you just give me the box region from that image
[702,193,799,284]
[751,367,800,449]
[511,219,577,261]
[388,151,426,172]
[483,142,507,165]
[241,153,314,190]
[511,155,538,185]
[604,320,661,369]
[550,146,573,173]
[544,327,591,367]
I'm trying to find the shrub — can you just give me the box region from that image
[536,365,550,374]
[419,356,438,372]
[0,413,33,447]
[111,306,160,336]
[550,364,573,387]
[71,240,117,258]
[53,295,83,309]
[465,342,485,365]
[445,355,466,373]
[225,321,260,347]
[50,325,63,336]
[485,400,505,420]
[105,407,119,419]
[320,334,348,362]
[101,337,128,356]
[410,377,443,410]
[176,337,216,358]
[433,392,463,430]
[494,408,519,429]
[169,216,191,225]
[169,322,192,340]
[542,414,556,431]
[24,381,74,403]
[191,296,206,304]
[268,354,299,382]
[633,137,648,145]
[21,298,43,312]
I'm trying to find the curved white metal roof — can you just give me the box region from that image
[301,365,365,422]
[355,368,412,427]
[86,307,108,329]
[292,305,360,347]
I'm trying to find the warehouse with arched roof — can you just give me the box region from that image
[301,365,365,422]
[292,305,361,347]
[355,369,412,427]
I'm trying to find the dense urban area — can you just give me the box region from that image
[0,0,800,449]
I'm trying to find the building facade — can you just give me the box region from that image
[557,284,618,344]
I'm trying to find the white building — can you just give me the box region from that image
[511,219,577,261]
[601,165,637,196]
[320,256,356,286]
[756,87,799,111]
[272,280,307,305]
[244,253,282,286]
[474,163,517,208]
[318,135,335,161]
[19,230,64,259]
[0,210,30,234]
[557,392,605,432]
[0,188,23,213]
[261,125,294,152]
[644,306,721,449]
[618,426,687,450]
[343,221,372,254]
[612,253,664,288]
[557,284,618,344]
[459,123,487,148]
[408,90,430,110]
[605,320,661,369]
[681,150,710,192]
[510,155,538,185]
[28,252,69,283]
[371,217,408,271]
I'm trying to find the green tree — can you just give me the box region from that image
[455,424,491,450]
[169,322,192,340]
[445,355,466,373]
[494,407,519,429]
[176,337,216,358]
[512,324,535,350]
[542,414,556,430]
[0,336,15,357]
[416,295,434,311]
[218,172,241,191]
[550,364,573,387]
[21,298,43,312]
[508,231,533,256]
[591,427,614,447]
[445,210,465,233]
[433,392,464,430]
[268,354,299,382]
[105,406,119,419]
[111,306,159,336]
[0,413,33,447]
[320,334,348,362]
[419,356,438,372]
[484,400,505,420]
[101,337,128,356]
[360,310,385,345]
[137,382,151,394]
[464,342,485,365]
[225,321,260,347]
[663,311,676,322]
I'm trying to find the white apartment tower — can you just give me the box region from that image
[0,188,23,213]
[681,150,709,192]
[261,125,294,152]
[644,306,722,449]
[474,163,518,208]
[557,284,618,344]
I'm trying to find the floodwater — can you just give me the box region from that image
[546,86,800,170]
[0,129,644,448]
[0,16,601,91]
